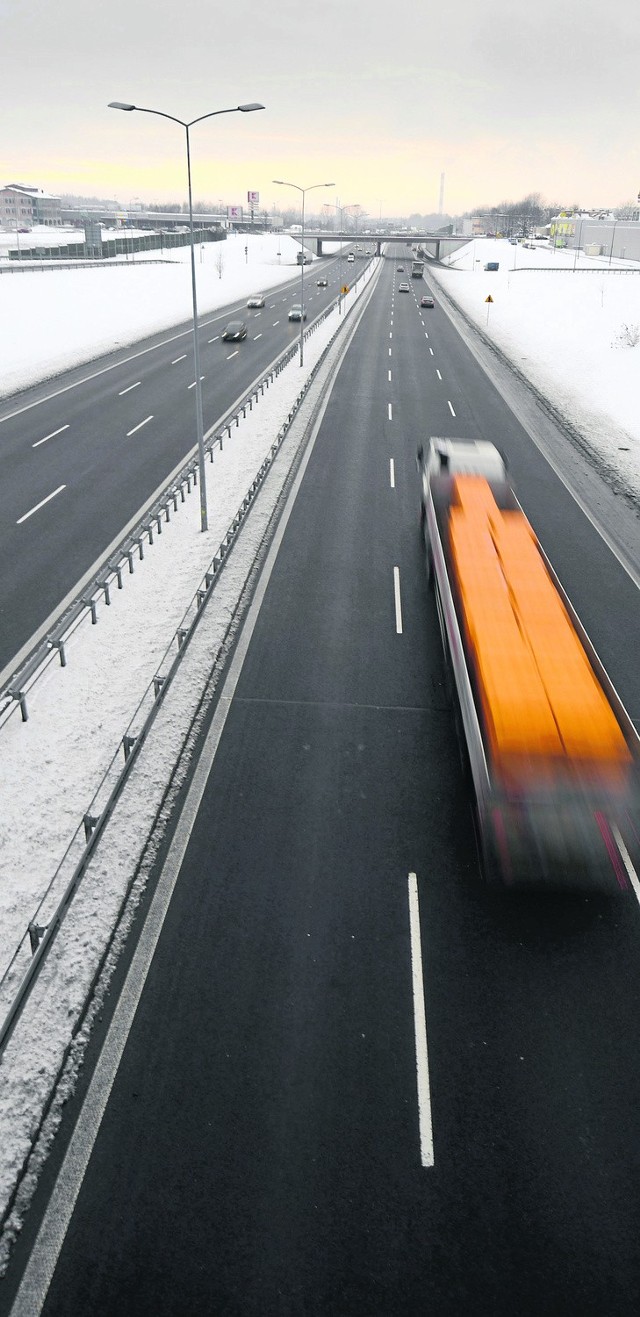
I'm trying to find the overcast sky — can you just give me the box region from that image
[2,0,639,216]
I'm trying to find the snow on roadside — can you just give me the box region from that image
[430,238,640,500]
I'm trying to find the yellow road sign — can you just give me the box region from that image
[341,284,350,294]
[485,294,494,303]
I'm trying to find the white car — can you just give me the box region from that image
[246,293,266,308]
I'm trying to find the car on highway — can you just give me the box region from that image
[221,319,248,341]
[246,293,266,308]
[421,294,435,308]
[398,282,411,292]
[316,277,328,287]
[288,304,307,321]
[347,253,355,263]
[396,265,405,272]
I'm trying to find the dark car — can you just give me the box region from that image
[288,304,307,321]
[246,293,265,308]
[398,282,410,292]
[316,277,328,287]
[221,319,248,341]
[421,294,435,308]
[484,261,499,271]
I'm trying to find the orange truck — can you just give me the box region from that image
[418,437,640,889]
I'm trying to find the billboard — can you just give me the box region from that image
[247,191,259,204]
[227,205,242,220]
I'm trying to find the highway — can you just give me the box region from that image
[4,248,640,1315]
[0,250,354,677]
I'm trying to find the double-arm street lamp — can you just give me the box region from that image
[273,179,334,366]
[109,99,265,531]
[323,201,359,314]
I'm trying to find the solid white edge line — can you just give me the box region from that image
[389,458,395,488]
[126,416,153,437]
[7,314,351,1317]
[393,565,403,634]
[32,425,69,449]
[407,872,434,1168]
[612,826,640,903]
[16,485,67,525]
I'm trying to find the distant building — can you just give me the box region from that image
[552,210,640,262]
[0,185,34,228]
[461,216,506,237]
[2,183,62,227]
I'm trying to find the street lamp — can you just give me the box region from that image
[325,201,358,315]
[109,99,265,531]
[273,179,335,365]
[608,218,619,268]
[573,214,586,272]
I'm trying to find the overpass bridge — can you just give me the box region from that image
[299,230,475,261]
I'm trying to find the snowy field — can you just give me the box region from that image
[433,237,640,501]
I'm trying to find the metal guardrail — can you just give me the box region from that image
[0,259,174,275]
[510,266,640,274]
[0,258,379,1057]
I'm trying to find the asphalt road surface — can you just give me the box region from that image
[3,248,640,1316]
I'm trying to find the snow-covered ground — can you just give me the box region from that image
[0,229,639,1258]
[432,238,640,501]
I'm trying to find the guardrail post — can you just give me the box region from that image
[177,628,188,650]
[153,675,166,698]
[28,922,47,954]
[127,548,135,573]
[51,638,66,667]
[83,598,98,624]
[83,813,99,842]
[147,524,154,545]
[122,734,137,761]
[99,580,111,605]
[10,690,28,721]
[114,563,123,588]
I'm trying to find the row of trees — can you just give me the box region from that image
[463,191,640,229]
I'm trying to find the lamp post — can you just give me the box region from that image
[109,99,264,531]
[273,179,335,366]
[608,218,619,268]
[573,214,586,272]
[338,203,359,313]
